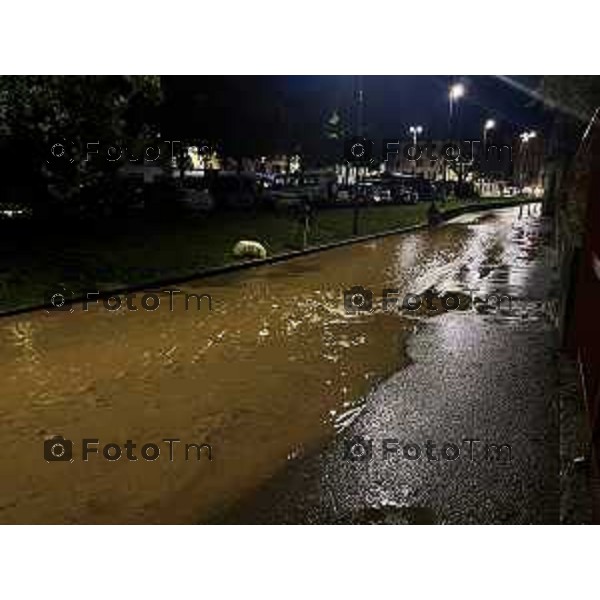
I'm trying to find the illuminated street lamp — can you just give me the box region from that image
[480,119,497,191]
[408,125,423,175]
[447,83,466,182]
[483,118,496,149]
[519,131,537,188]
[520,130,537,143]
[448,83,465,131]
[449,82,465,101]
[484,118,496,131]
[409,125,423,146]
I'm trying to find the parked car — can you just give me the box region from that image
[384,184,418,204]
[359,178,393,204]
[208,172,259,208]
[372,186,392,203]
[269,187,309,212]
[288,170,338,203]
[336,187,352,202]
[399,188,419,204]
[0,202,31,220]
[178,188,215,212]
[381,173,438,203]
[501,185,521,197]
[351,183,375,204]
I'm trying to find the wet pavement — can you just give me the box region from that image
[0,202,560,523]
[220,202,563,524]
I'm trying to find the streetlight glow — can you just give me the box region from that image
[520,130,537,143]
[484,119,496,131]
[449,83,465,100]
[409,125,423,147]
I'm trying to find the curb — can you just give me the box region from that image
[0,198,532,319]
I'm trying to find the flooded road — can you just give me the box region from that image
[221,202,561,524]
[0,203,549,523]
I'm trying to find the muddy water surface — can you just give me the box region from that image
[0,207,517,523]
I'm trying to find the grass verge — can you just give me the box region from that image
[0,196,530,313]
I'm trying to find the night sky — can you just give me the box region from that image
[162,75,547,158]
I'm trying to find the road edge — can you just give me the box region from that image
[0,198,532,318]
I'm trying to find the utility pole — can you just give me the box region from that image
[353,75,365,236]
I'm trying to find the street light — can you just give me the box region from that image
[449,83,465,101]
[483,118,495,148]
[480,119,496,195]
[448,83,465,132]
[447,83,465,183]
[409,125,423,146]
[520,130,537,143]
[519,131,537,189]
[408,125,423,175]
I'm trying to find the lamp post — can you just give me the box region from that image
[483,118,495,150]
[519,130,537,189]
[408,125,423,175]
[352,75,365,235]
[409,124,423,147]
[479,119,496,198]
[448,83,465,132]
[447,83,465,186]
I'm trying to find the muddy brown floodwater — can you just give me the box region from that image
[0,208,506,523]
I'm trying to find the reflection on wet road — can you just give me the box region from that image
[0,202,551,523]
[222,202,561,524]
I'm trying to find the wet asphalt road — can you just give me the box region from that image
[0,201,560,524]
[221,203,561,524]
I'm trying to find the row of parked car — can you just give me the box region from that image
[160,170,447,214]
[338,177,437,205]
[0,168,479,221]
[266,172,441,210]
